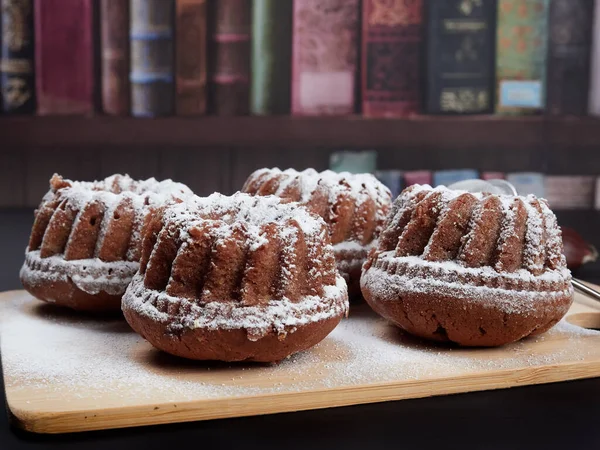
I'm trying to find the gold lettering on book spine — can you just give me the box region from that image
[2,76,30,107]
[1,0,31,52]
[440,89,488,112]
[1,0,32,108]
[458,0,483,16]
[369,0,421,26]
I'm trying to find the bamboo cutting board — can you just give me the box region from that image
[3,288,600,434]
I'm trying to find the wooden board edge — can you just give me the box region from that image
[0,290,24,301]
[7,360,600,434]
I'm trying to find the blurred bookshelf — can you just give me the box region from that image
[2,115,599,211]
[2,115,599,152]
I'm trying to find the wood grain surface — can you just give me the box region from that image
[2,288,600,434]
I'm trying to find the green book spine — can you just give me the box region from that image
[495,0,549,114]
[250,0,292,115]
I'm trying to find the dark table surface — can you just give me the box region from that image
[2,208,600,450]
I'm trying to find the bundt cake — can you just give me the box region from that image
[361,184,574,347]
[121,192,349,362]
[20,174,193,312]
[241,168,392,298]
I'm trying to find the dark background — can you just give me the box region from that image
[2,0,600,445]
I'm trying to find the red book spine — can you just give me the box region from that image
[176,0,208,116]
[291,0,359,116]
[208,0,251,115]
[34,0,94,115]
[100,0,130,115]
[361,0,424,117]
[403,170,432,186]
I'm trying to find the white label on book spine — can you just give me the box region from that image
[500,81,543,108]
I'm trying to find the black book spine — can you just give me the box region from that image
[547,0,595,116]
[424,0,496,114]
[0,0,35,114]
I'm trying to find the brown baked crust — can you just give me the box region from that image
[361,184,574,347]
[123,303,343,362]
[242,168,392,299]
[21,174,191,312]
[21,273,122,312]
[335,246,366,300]
[122,193,349,362]
[362,269,573,347]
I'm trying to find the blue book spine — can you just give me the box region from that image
[130,0,174,117]
[506,172,546,198]
[433,169,479,187]
[375,170,404,199]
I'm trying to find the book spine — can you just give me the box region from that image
[175,0,207,116]
[291,0,359,116]
[495,0,550,115]
[481,171,505,180]
[375,170,404,199]
[34,0,94,115]
[544,175,595,209]
[362,0,424,117]
[433,169,480,187]
[130,0,175,117]
[403,171,433,186]
[424,0,496,115]
[208,0,250,115]
[250,0,292,115]
[546,0,595,116]
[588,1,600,116]
[101,0,130,115]
[506,172,546,197]
[1,0,35,114]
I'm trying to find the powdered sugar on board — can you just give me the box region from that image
[3,292,600,414]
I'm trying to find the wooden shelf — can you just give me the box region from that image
[3,115,598,149]
[0,115,599,208]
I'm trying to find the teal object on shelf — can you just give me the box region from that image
[250,0,292,115]
[329,151,377,174]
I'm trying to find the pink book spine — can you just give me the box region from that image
[291,0,359,116]
[590,3,600,116]
[403,171,432,187]
[481,172,506,180]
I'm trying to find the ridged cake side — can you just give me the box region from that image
[123,193,349,341]
[361,184,573,346]
[21,174,193,302]
[242,168,392,299]
[26,174,192,263]
[242,168,392,246]
[371,184,568,275]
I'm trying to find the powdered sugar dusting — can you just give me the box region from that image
[44,174,193,216]
[244,168,392,244]
[123,274,349,341]
[160,193,331,266]
[522,197,545,273]
[494,197,518,272]
[381,184,569,278]
[2,294,599,408]
[362,264,572,315]
[265,168,390,211]
[21,250,139,296]
[22,175,193,297]
[170,192,325,240]
[539,199,568,267]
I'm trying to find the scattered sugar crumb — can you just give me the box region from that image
[3,295,599,407]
